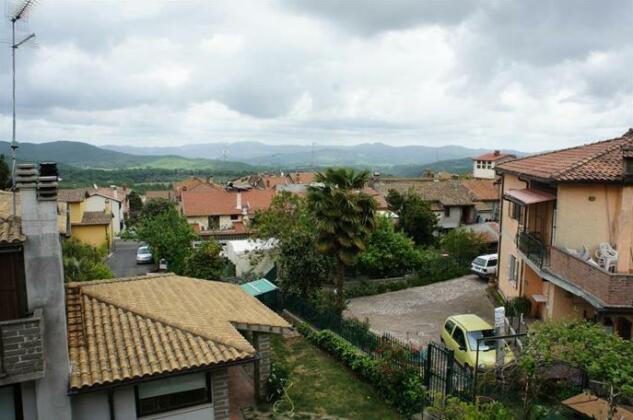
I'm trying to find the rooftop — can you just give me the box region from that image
[66,274,290,391]
[473,151,516,162]
[75,211,112,226]
[181,188,275,216]
[461,179,498,201]
[497,129,633,182]
[375,179,475,207]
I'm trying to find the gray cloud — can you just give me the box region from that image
[0,0,627,151]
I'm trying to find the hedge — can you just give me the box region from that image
[296,322,426,416]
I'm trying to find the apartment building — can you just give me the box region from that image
[472,150,516,179]
[496,130,633,340]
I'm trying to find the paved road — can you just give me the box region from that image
[344,274,495,347]
[107,240,154,278]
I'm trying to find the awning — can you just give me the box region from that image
[504,188,556,206]
[240,278,278,297]
[532,294,547,303]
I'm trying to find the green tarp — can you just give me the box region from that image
[240,278,278,297]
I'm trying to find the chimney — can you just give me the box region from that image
[111,185,118,200]
[236,192,242,210]
[494,150,500,156]
[17,162,72,418]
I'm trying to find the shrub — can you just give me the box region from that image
[297,322,426,416]
[266,361,291,403]
[62,238,113,283]
[427,396,514,419]
[504,296,532,317]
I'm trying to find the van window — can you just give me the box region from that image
[487,259,497,267]
[444,320,456,334]
[452,327,467,350]
[473,257,486,267]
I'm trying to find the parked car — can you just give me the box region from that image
[471,253,497,278]
[440,314,514,371]
[136,245,153,264]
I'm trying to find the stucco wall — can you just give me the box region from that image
[555,184,621,251]
[497,174,526,300]
[187,215,238,231]
[73,224,110,249]
[69,202,84,224]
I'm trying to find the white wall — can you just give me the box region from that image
[85,194,123,236]
[437,206,462,229]
[473,160,496,179]
[187,215,239,231]
[72,386,214,420]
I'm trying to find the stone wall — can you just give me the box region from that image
[212,368,230,420]
[0,309,44,387]
[253,332,271,401]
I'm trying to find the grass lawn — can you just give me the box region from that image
[266,334,402,419]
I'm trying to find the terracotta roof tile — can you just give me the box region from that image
[58,188,88,203]
[66,275,290,391]
[181,189,275,217]
[497,129,633,182]
[76,211,112,226]
[375,179,474,206]
[144,190,173,201]
[473,151,516,161]
[462,179,499,201]
[0,216,24,244]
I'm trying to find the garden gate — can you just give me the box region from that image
[424,342,474,403]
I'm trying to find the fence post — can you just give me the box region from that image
[445,348,454,396]
[424,343,432,388]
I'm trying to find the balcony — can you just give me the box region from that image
[0,309,45,386]
[549,247,633,308]
[517,231,548,268]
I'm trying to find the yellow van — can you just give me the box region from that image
[440,314,514,370]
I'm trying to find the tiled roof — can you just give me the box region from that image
[375,179,475,206]
[181,189,275,216]
[0,216,24,244]
[497,129,633,182]
[76,211,111,226]
[58,188,88,203]
[473,151,515,161]
[362,187,388,210]
[66,275,290,391]
[462,179,499,201]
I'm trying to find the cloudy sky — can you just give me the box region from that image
[0,0,631,151]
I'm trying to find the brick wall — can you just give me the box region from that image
[212,367,229,420]
[549,247,633,307]
[0,309,45,386]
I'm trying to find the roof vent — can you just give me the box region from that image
[494,150,500,156]
[15,163,38,188]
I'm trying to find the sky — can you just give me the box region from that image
[0,0,631,151]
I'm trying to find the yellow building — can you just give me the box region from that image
[58,189,113,250]
[496,129,633,340]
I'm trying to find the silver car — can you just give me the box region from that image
[136,246,153,264]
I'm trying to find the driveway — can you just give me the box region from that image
[107,240,154,278]
[344,274,495,347]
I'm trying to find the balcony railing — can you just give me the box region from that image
[517,231,548,268]
[549,247,633,307]
[0,309,45,386]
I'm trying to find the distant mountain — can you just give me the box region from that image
[387,158,474,177]
[105,142,523,168]
[0,141,258,172]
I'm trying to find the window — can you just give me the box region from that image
[230,214,239,221]
[510,202,523,222]
[508,255,519,287]
[467,329,495,351]
[487,258,497,268]
[207,216,220,230]
[452,327,467,350]
[444,207,451,218]
[136,373,211,417]
[444,319,456,334]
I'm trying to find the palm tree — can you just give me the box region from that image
[307,168,377,308]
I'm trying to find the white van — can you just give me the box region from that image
[471,253,498,278]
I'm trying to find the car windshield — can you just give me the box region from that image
[473,257,486,266]
[467,329,495,351]
[138,247,150,254]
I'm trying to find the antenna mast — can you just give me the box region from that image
[10,0,37,217]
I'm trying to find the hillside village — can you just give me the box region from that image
[1,131,633,420]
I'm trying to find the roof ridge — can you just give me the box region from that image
[497,132,630,168]
[66,273,173,287]
[553,137,632,178]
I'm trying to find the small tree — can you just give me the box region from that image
[0,154,10,190]
[399,192,437,246]
[62,238,113,282]
[386,189,404,213]
[440,228,486,265]
[356,216,422,278]
[183,240,225,280]
[277,231,333,297]
[141,197,174,220]
[135,207,196,274]
[126,190,143,225]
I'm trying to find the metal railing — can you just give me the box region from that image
[517,231,548,268]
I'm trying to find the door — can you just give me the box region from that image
[451,326,469,366]
[0,247,27,321]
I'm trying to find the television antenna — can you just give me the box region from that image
[9,0,37,217]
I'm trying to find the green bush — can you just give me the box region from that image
[427,396,514,419]
[296,322,426,416]
[266,361,291,403]
[62,238,113,283]
[504,296,532,317]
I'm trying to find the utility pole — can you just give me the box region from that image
[10,0,37,217]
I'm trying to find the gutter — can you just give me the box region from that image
[67,356,258,396]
